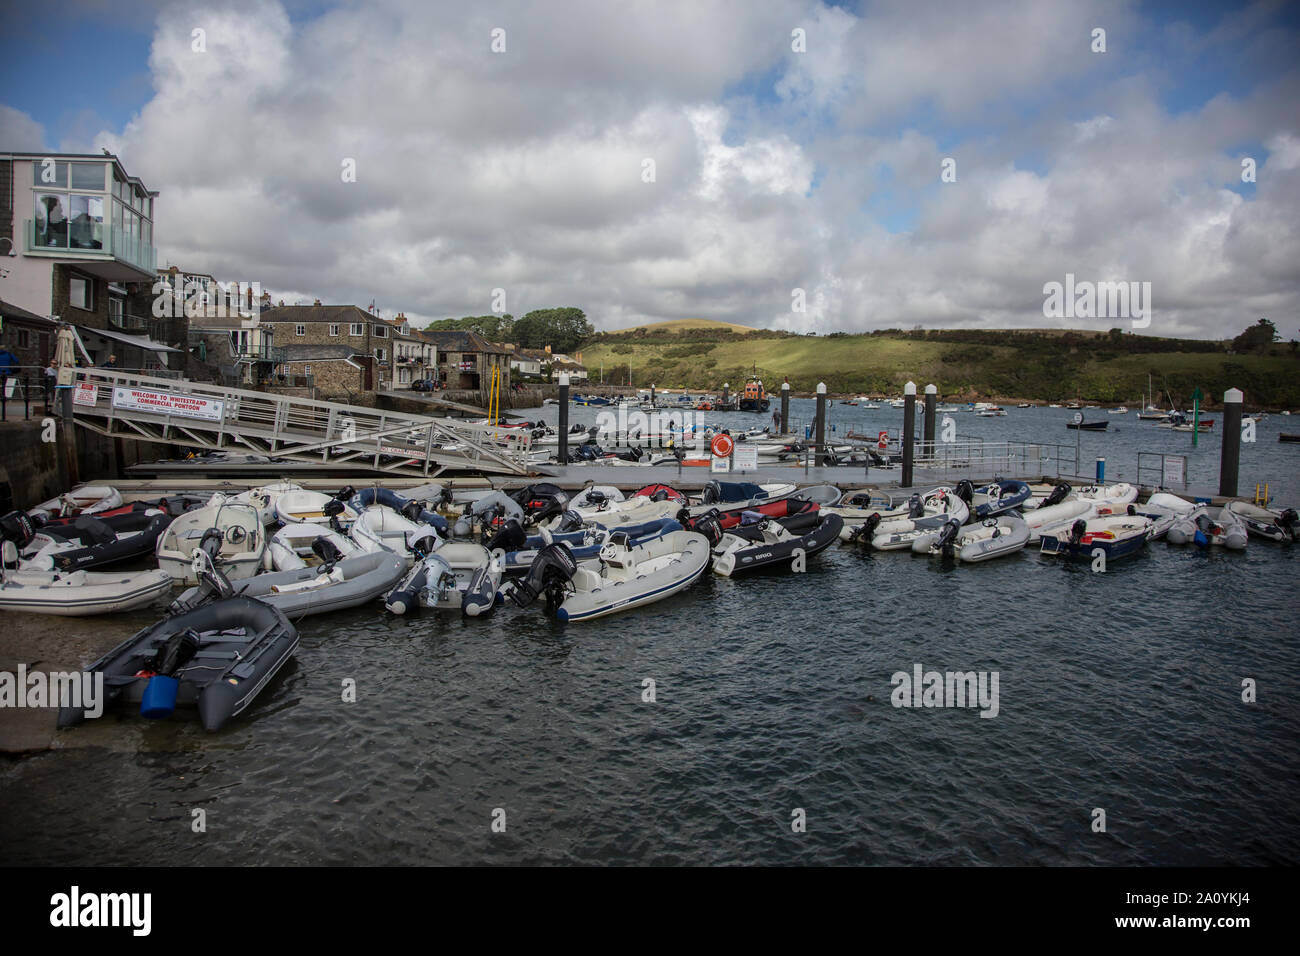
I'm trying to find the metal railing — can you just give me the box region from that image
[24,219,156,274]
[66,367,536,476]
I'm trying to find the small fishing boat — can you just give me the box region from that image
[269,522,361,571]
[1017,403,1032,409]
[28,485,123,521]
[913,514,1030,562]
[1039,514,1151,561]
[384,541,502,616]
[702,511,843,577]
[1224,501,1299,542]
[57,596,298,732]
[1166,507,1247,549]
[275,488,361,528]
[506,531,710,622]
[1066,420,1108,431]
[156,502,266,584]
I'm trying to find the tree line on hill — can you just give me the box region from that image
[423,308,594,354]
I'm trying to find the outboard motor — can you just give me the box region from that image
[701,481,721,505]
[335,485,356,502]
[694,515,724,547]
[399,499,425,523]
[848,512,883,543]
[311,535,346,566]
[1068,519,1088,544]
[955,480,974,505]
[1279,508,1300,541]
[934,517,962,558]
[198,526,224,560]
[485,519,527,553]
[0,511,36,549]
[906,494,924,519]
[650,489,671,503]
[323,498,347,520]
[555,510,585,534]
[505,543,577,611]
[385,552,454,615]
[1043,482,1071,508]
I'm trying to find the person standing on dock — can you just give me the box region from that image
[772,408,782,432]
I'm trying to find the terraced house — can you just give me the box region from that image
[420,328,511,397]
[258,303,388,393]
[385,312,436,390]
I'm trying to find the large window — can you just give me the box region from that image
[374,325,387,338]
[31,161,146,256]
[69,274,94,311]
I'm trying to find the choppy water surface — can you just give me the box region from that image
[1,403,1297,865]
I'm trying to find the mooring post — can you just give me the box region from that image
[815,382,827,467]
[558,373,570,465]
[722,382,729,407]
[780,381,790,437]
[1219,387,1242,497]
[650,383,655,409]
[902,381,916,487]
[923,383,936,458]
[1096,457,1106,483]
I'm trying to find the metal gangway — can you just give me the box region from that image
[66,369,535,477]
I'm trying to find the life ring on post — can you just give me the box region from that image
[711,433,734,458]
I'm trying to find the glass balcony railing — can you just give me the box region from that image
[25,218,156,275]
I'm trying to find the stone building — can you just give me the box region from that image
[258,304,386,392]
[419,329,511,396]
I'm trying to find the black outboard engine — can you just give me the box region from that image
[335,485,356,502]
[650,489,671,503]
[148,628,201,677]
[555,509,585,534]
[848,512,882,543]
[1276,507,1300,541]
[570,424,585,434]
[485,519,527,553]
[323,498,347,520]
[844,492,873,508]
[1043,482,1071,508]
[0,511,36,549]
[506,543,577,611]
[1068,518,1088,543]
[906,493,924,518]
[199,527,224,560]
[934,517,961,558]
[694,515,724,547]
[399,500,425,523]
[955,480,974,505]
[701,481,721,505]
[311,535,346,566]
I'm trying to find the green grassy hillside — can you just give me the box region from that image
[581,332,1299,407]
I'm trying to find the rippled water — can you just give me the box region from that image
[1,402,1297,865]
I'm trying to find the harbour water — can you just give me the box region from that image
[1,402,1297,865]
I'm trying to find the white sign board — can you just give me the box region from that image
[112,387,225,422]
[732,446,758,472]
[710,454,730,473]
[72,383,98,407]
[1162,456,1185,486]
[379,445,428,460]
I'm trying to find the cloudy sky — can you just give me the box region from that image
[3,0,1298,338]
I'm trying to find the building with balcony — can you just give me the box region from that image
[0,151,179,372]
[385,312,436,389]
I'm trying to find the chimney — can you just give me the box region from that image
[246,285,253,308]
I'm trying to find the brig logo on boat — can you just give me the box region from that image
[0,665,103,718]
[890,664,999,718]
[49,886,151,936]
[1042,273,1151,329]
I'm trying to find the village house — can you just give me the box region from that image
[505,344,546,378]
[258,303,387,392]
[0,150,184,373]
[386,313,437,389]
[419,328,511,395]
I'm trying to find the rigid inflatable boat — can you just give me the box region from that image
[958,479,1032,519]
[0,539,173,615]
[349,506,444,566]
[679,497,820,533]
[1225,500,1299,542]
[450,491,526,537]
[269,522,361,571]
[28,486,123,521]
[176,549,405,618]
[383,541,502,616]
[209,481,303,525]
[21,510,172,572]
[348,487,449,534]
[275,488,361,528]
[506,531,710,622]
[1166,507,1248,549]
[490,517,683,574]
[701,511,844,577]
[1074,483,1138,508]
[912,514,1030,562]
[156,502,266,584]
[849,489,969,548]
[57,596,298,732]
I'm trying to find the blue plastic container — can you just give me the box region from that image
[1095,458,1106,483]
[140,675,180,719]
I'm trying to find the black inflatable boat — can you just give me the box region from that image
[58,596,298,732]
[32,510,173,571]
